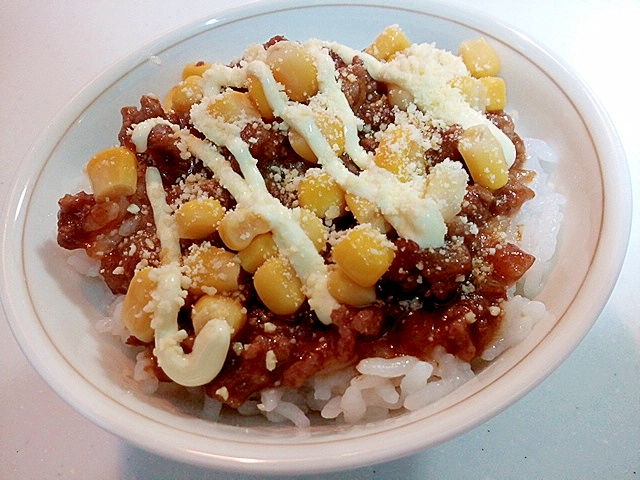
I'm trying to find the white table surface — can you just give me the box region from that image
[1,1,639,478]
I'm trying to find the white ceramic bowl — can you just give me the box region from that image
[0,0,631,474]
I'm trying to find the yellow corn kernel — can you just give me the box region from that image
[121,267,155,343]
[479,76,507,112]
[174,197,225,240]
[345,193,390,233]
[164,75,203,114]
[454,76,488,111]
[247,74,275,121]
[218,208,271,251]
[297,170,346,220]
[458,37,501,78]
[182,62,211,80]
[327,267,377,307]
[288,129,316,163]
[288,112,346,163]
[298,208,328,252]
[207,89,262,124]
[191,294,246,337]
[365,25,411,61]
[183,244,241,295]
[86,146,138,200]
[266,41,319,103]
[253,255,305,315]
[332,225,395,288]
[458,124,509,190]
[237,232,278,273]
[386,83,414,110]
[374,125,426,182]
[312,113,346,157]
[424,161,468,222]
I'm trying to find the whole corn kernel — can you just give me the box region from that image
[121,267,156,343]
[365,25,411,61]
[458,124,509,190]
[237,232,278,273]
[374,124,426,182]
[164,75,203,114]
[297,170,346,220]
[288,112,346,163]
[247,74,275,121]
[266,41,319,103]
[253,255,305,315]
[298,208,328,252]
[182,61,211,80]
[191,294,246,337]
[183,244,241,295]
[458,37,501,78]
[454,76,488,112]
[288,129,316,163]
[218,208,271,251]
[207,89,262,124]
[345,193,390,233]
[386,83,415,110]
[479,76,507,112]
[423,160,469,222]
[332,225,396,288]
[86,146,138,200]
[327,267,377,307]
[174,197,225,240]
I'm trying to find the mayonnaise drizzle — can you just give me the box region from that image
[201,62,246,96]
[131,117,178,153]
[145,167,232,387]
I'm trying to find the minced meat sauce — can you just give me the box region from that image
[57,34,535,409]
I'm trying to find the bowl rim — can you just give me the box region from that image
[0,0,632,474]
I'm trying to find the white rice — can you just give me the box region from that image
[65,248,101,278]
[83,137,563,427]
[316,350,471,423]
[132,350,160,394]
[258,389,311,428]
[509,138,566,298]
[95,295,130,343]
[481,295,548,361]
